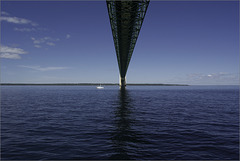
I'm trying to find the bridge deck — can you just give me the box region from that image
[107,0,150,86]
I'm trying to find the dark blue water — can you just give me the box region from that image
[1,85,239,160]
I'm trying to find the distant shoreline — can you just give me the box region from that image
[0,83,189,86]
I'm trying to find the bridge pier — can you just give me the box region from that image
[119,76,126,88]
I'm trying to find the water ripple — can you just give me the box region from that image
[1,85,239,160]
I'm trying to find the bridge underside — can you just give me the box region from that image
[107,0,149,87]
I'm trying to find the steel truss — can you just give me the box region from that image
[107,0,150,80]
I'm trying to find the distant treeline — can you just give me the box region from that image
[0,83,188,86]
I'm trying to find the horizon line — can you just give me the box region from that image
[0,83,190,86]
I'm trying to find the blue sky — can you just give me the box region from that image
[1,1,239,85]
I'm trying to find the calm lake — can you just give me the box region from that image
[1,85,239,160]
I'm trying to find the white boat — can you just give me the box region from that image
[96,84,104,89]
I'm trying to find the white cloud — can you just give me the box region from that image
[0,45,28,59]
[19,65,70,71]
[31,37,59,48]
[14,27,47,32]
[0,16,38,26]
[186,72,239,85]
[46,42,55,46]
[14,27,36,32]
[1,11,9,16]
[32,38,42,44]
[34,45,41,48]
[0,53,21,59]
[42,37,60,41]
[0,46,27,54]
[188,73,238,80]
[66,34,71,39]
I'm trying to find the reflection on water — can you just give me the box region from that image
[110,88,142,160]
[1,86,238,160]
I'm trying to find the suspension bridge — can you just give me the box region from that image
[107,0,150,87]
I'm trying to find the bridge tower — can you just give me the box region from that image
[107,0,150,87]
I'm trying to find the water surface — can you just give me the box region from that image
[1,85,239,160]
